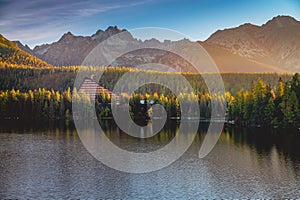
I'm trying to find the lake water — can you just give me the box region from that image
[0,121,299,199]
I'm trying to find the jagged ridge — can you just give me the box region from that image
[8,15,300,72]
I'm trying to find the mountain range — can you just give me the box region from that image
[4,15,300,72]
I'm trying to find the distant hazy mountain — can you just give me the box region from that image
[0,34,50,68]
[12,15,300,72]
[206,15,300,72]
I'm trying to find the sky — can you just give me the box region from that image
[0,0,300,48]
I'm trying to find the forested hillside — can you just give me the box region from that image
[0,65,292,93]
[0,34,51,68]
[0,65,77,91]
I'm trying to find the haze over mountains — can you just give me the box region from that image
[205,15,300,72]
[7,15,300,72]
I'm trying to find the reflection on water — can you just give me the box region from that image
[0,121,299,198]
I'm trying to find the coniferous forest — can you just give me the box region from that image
[1,64,300,128]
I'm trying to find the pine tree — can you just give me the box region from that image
[263,97,275,126]
[252,78,267,125]
[280,86,300,126]
[276,78,284,98]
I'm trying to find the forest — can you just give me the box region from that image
[0,64,291,93]
[227,74,300,127]
[0,65,300,127]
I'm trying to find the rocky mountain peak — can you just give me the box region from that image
[205,15,300,71]
[94,29,104,35]
[91,25,127,41]
[59,31,75,41]
[237,23,260,31]
[105,25,122,33]
[264,15,299,28]
[13,40,35,55]
[65,31,73,35]
[104,25,124,37]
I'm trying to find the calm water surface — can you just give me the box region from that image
[0,121,299,199]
